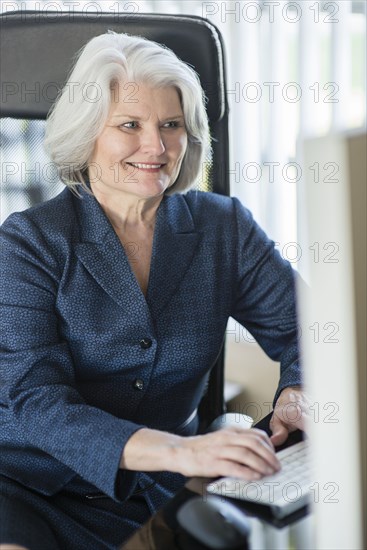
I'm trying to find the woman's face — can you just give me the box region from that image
[88,83,188,200]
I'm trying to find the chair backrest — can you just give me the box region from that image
[0,10,230,428]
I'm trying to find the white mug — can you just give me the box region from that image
[207,412,253,432]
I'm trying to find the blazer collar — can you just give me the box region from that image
[146,193,200,318]
[72,189,200,318]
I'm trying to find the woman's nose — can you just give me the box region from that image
[139,127,166,156]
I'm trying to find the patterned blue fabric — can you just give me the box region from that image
[0,188,301,514]
[0,474,155,549]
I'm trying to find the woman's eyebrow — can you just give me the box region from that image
[111,113,184,119]
[111,113,142,119]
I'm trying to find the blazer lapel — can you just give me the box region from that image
[72,191,147,319]
[71,189,200,319]
[146,194,200,318]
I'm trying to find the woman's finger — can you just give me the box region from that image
[216,428,281,468]
[217,444,279,476]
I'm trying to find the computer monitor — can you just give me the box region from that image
[298,130,366,549]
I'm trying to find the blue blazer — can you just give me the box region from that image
[0,188,301,506]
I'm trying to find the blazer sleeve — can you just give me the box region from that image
[229,198,302,405]
[0,211,145,500]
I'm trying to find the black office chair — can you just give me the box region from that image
[0,9,230,431]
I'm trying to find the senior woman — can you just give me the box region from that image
[0,31,307,550]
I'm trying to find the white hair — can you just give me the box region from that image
[43,31,211,194]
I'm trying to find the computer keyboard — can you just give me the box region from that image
[207,440,312,519]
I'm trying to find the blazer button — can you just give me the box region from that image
[133,379,144,391]
[140,338,152,349]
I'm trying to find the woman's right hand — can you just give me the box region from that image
[173,427,281,480]
[120,426,280,481]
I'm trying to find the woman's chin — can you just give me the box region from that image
[133,178,171,198]
[91,175,172,200]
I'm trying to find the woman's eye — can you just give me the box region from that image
[163,121,180,128]
[119,120,182,130]
[120,121,139,129]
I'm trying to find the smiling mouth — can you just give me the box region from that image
[126,162,165,170]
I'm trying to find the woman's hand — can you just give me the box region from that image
[270,386,311,446]
[120,426,280,481]
[174,427,280,480]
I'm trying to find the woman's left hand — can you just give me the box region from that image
[270,386,311,446]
